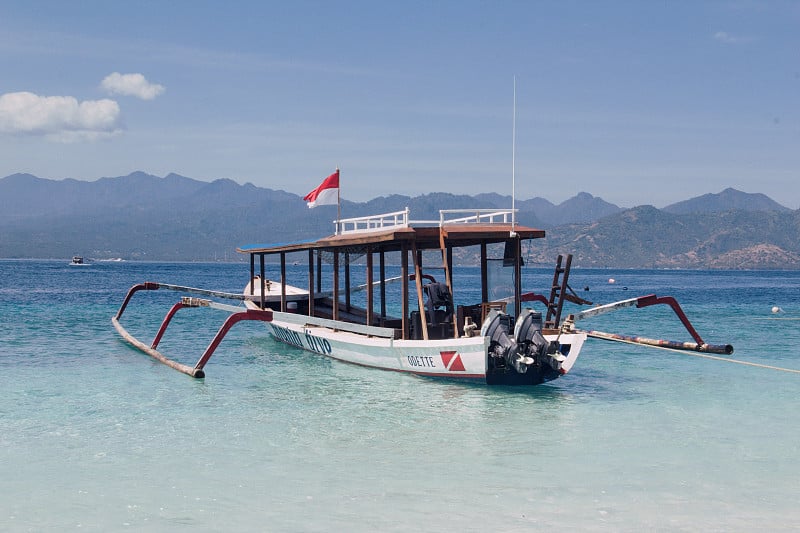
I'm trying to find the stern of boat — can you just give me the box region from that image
[482,309,586,386]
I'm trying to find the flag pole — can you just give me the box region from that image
[336,167,341,228]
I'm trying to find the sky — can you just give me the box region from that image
[0,1,798,208]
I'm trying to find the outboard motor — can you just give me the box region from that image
[514,309,565,371]
[481,309,566,375]
[481,310,533,374]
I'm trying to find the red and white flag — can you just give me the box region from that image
[303,169,339,208]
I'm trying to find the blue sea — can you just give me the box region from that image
[1,259,799,532]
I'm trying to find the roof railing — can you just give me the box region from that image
[335,207,518,235]
[438,209,517,226]
[336,208,410,235]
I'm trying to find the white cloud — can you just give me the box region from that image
[0,91,122,142]
[713,31,747,44]
[101,72,165,100]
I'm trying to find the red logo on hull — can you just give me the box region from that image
[440,351,466,371]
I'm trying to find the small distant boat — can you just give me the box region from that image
[70,256,88,266]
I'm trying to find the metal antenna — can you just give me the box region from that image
[511,76,517,237]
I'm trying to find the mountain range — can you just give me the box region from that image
[1,172,797,269]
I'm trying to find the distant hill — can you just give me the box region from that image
[474,191,623,227]
[0,172,331,260]
[531,205,800,269]
[1,172,797,268]
[0,171,207,220]
[663,187,790,215]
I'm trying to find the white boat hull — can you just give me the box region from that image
[259,308,586,385]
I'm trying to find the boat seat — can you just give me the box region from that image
[432,309,450,325]
[424,282,453,325]
[409,310,453,340]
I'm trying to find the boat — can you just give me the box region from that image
[236,208,586,385]
[112,206,733,382]
[70,255,88,265]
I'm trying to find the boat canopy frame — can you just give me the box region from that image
[237,209,545,341]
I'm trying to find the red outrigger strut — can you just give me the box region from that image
[566,293,734,355]
[635,294,705,346]
[112,282,272,378]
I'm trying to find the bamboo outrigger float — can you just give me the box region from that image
[113,206,734,383]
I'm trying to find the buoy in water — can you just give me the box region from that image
[772,306,783,314]
[608,278,616,284]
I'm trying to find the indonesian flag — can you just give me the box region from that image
[303,169,339,208]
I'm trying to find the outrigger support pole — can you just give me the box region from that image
[569,293,734,355]
[113,282,273,378]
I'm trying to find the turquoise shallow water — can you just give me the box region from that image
[1,259,799,531]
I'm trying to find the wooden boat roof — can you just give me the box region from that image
[237,223,545,255]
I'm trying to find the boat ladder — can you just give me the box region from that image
[544,254,573,329]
